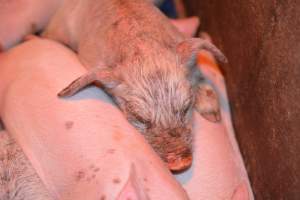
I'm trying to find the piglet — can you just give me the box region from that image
[43,0,227,171]
[0,0,62,50]
[0,0,194,51]
[0,37,189,200]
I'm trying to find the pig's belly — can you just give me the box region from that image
[0,0,61,50]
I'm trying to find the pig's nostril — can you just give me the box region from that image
[167,154,192,172]
[169,131,180,137]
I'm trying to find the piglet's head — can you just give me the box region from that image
[112,64,195,172]
[58,38,227,172]
[110,38,227,171]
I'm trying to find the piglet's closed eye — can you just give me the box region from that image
[176,38,228,68]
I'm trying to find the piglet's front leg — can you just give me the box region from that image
[58,67,115,97]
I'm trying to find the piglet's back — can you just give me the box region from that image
[43,0,185,68]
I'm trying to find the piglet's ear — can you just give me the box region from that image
[176,38,228,67]
[195,83,221,122]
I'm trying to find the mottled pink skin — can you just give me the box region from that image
[0,38,189,200]
[0,0,62,51]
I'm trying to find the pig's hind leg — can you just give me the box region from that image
[0,131,52,200]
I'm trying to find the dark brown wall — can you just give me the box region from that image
[184,0,300,199]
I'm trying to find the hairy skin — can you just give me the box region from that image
[0,131,52,200]
[43,0,227,171]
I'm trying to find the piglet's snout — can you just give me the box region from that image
[147,127,193,172]
[167,150,192,172]
[165,128,193,172]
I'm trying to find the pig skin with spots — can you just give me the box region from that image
[0,38,190,200]
[0,37,252,200]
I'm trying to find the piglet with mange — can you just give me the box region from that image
[43,0,227,171]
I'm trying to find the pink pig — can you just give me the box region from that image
[0,37,189,200]
[0,36,252,200]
